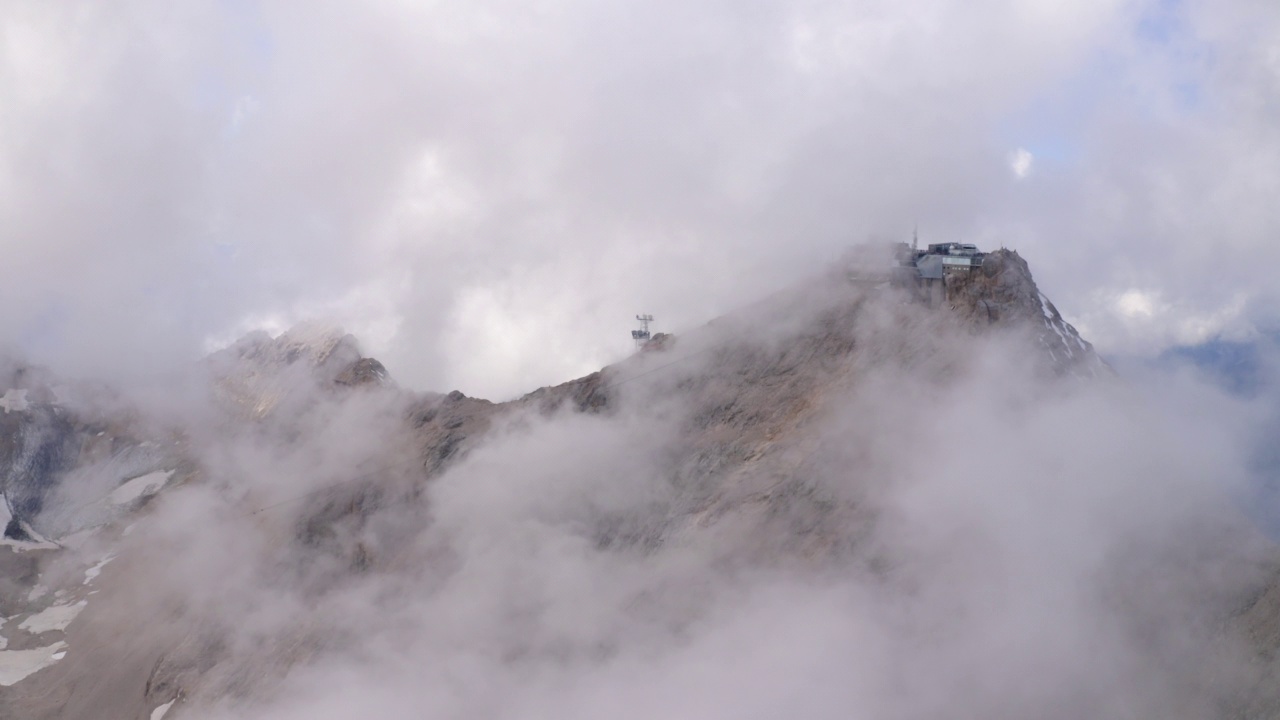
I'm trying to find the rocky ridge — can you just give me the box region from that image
[0,248,1267,720]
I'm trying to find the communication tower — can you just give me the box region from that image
[631,314,654,348]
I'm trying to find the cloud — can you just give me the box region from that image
[6,5,1280,714]
[104,284,1262,719]
[1010,147,1035,178]
[1,0,1278,398]
[1073,286,1254,355]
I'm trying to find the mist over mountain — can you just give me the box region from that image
[1154,333,1280,399]
[0,249,1278,718]
[5,1,1280,717]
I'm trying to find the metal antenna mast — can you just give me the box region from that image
[632,314,654,348]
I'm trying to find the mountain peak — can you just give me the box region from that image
[939,248,1109,377]
[206,324,391,422]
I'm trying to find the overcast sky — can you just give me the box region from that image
[2,0,1278,399]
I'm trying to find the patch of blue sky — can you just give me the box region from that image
[996,85,1093,170]
[212,241,239,262]
[1134,0,1208,113]
[998,0,1208,164]
[1135,0,1185,45]
[1020,134,1080,167]
[1172,80,1200,110]
[1000,26,1149,167]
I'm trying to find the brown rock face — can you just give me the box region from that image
[943,249,1110,377]
[334,358,389,387]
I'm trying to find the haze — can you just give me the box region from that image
[1,0,1277,398]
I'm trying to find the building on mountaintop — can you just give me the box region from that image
[885,237,987,306]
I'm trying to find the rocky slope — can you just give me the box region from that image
[944,250,1109,377]
[0,248,1273,719]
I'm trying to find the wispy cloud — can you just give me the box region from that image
[0,0,1277,398]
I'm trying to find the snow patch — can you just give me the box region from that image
[1049,320,1073,356]
[152,699,176,720]
[109,470,175,506]
[0,641,68,685]
[19,601,87,635]
[84,555,115,584]
[1038,292,1055,321]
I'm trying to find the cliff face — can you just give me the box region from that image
[944,250,1108,377]
[0,248,1270,719]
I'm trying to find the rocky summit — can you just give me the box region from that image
[0,248,1277,719]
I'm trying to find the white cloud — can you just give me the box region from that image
[1116,288,1159,318]
[0,0,1278,394]
[1010,147,1035,178]
[1071,287,1254,356]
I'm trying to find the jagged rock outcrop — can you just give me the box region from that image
[944,250,1109,377]
[0,361,180,546]
[334,358,389,387]
[410,390,497,474]
[206,324,392,421]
